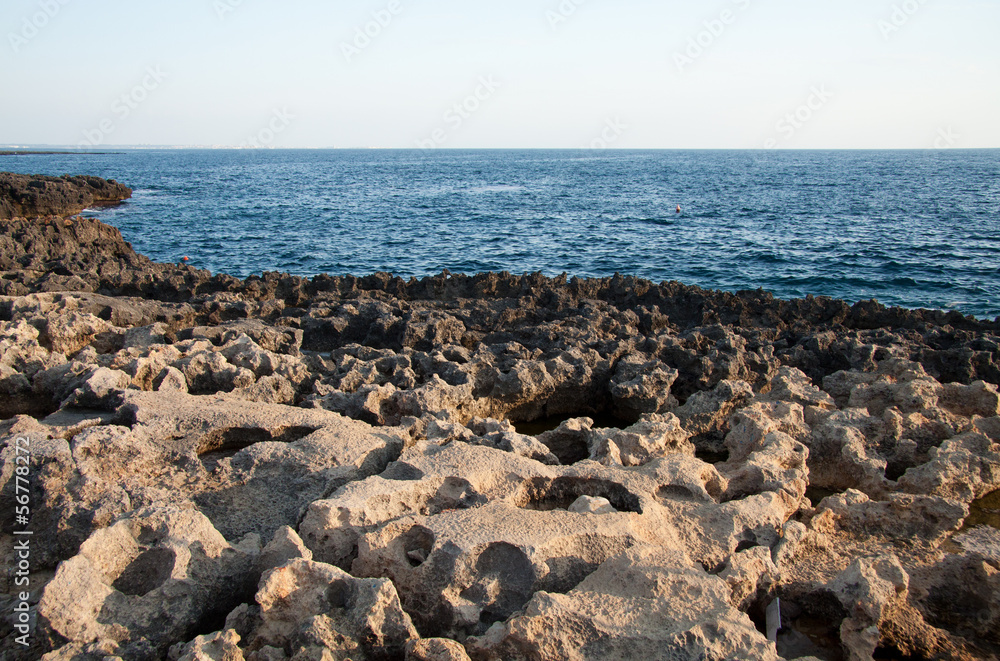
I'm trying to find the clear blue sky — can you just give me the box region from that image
[2,0,997,148]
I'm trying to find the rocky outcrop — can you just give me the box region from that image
[0,172,131,220]
[37,508,260,660]
[2,212,1000,660]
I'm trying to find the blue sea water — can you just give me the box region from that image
[3,149,999,318]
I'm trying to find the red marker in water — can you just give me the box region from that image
[676,205,681,214]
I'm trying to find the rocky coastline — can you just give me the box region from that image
[0,173,132,221]
[1,175,999,660]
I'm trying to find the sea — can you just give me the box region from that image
[3,149,999,319]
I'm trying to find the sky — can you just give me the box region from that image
[1,0,998,149]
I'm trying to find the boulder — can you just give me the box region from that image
[37,508,260,660]
[245,558,418,660]
[467,545,780,661]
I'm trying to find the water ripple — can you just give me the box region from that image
[3,149,999,318]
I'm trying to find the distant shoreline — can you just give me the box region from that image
[0,150,118,156]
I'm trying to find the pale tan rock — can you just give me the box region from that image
[811,489,967,544]
[756,366,836,426]
[673,379,754,446]
[40,640,122,660]
[259,526,313,573]
[156,365,189,392]
[805,410,890,497]
[941,380,1000,418]
[221,334,280,378]
[897,432,1000,502]
[37,508,260,660]
[238,374,297,405]
[248,558,417,660]
[0,317,66,378]
[608,354,678,420]
[953,525,1000,562]
[568,495,616,514]
[462,418,558,464]
[718,545,778,611]
[590,413,695,467]
[719,401,810,503]
[7,267,1000,660]
[677,491,797,569]
[351,500,676,637]
[646,453,727,503]
[5,390,405,568]
[830,555,909,661]
[536,417,593,465]
[467,545,780,661]
[405,638,471,661]
[62,366,131,408]
[0,425,111,566]
[823,369,878,407]
[121,322,169,349]
[176,350,256,394]
[38,309,114,355]
[176,629,245,661]
[300,441,543,567]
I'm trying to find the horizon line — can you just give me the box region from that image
[3,145,999,152]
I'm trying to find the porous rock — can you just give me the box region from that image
[37,508,260,660]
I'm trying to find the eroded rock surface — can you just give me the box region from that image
[2,213,1000,660]
[0,172,131,220]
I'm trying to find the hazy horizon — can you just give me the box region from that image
[5,146,1000,152]
[3,0,998,150]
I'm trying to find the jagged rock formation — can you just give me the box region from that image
[1,211,999,660]
[0,173,131,220]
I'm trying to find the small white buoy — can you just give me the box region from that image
[676,205,682,214]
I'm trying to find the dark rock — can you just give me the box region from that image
[0,172,131,220]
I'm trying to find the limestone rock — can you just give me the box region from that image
[897,432,1000,502]
[467,545,780,661]
[175,629,246,661]
[259,526,313,574]
[5,210,1000,659]
[568,495,616,514]
[589,413,694,467]
[608,354,678,421]
[673,379,754,450]
[351,500,674,637]
[405,638,471,661]
[246,558,418,660]
[37,508,260,660]
[811,489,967,545]
[805,410,891,497]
